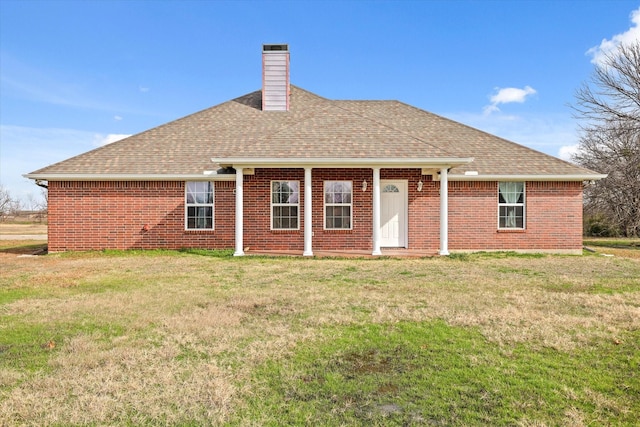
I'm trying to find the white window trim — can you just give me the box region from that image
[185,181,215,230]
[497,181,526,230]
[270,180,300,230]
[324,180,353,230]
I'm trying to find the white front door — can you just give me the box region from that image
[380,180,407,247]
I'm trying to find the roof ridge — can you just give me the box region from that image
[392,100,596,173]
[343,98,599,175]
[263,91,432,147]
[28,89,265,174]
[234,87,458,160]
[229,86,338,155]
[335,99,460,158]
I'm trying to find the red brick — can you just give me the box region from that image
[48,171,583,252]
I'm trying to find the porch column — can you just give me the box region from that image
[372,167,382,256]
[303,167,313,256]
[439,167,450,256]
[234,167,244,256]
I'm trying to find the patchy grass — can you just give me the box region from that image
[0,247,639,425]
[238,322,639,426]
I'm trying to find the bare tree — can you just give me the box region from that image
[0,185,21,222]
[573,41,640,237]
[25,193,37,211]
[37,188,48,211]
[34,188,48,223]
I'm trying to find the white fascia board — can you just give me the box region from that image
[212,157,475,169]
[22,173,237,181]
[442,174,608,182]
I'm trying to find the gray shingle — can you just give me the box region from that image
[28,85,601,178]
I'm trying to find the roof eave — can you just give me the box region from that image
[445,173,608,182]
[24,171,606,183]
[22,172,237,181]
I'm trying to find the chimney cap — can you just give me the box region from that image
[263,44,288,52]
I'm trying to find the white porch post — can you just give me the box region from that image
[303,167,313,256]
[372,167,382,256]
[234,167,244,256]
[439,167,450,256]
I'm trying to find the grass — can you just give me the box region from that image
[583,237,640,260]
[584,237,640,248]
[0,223,47,235]
[0,242,639,425]
[240,322,639,425]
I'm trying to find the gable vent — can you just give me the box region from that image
[262,44,290,111]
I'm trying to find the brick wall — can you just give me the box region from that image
[47,172,583,253]
[447,180,583,251]
[243,169,305,251]
[47,181,234,251]
[242,168,374,251]
[312,169,373,251]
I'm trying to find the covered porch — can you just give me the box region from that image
[212,158,474,257]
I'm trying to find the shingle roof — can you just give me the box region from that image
[27,85,602,179]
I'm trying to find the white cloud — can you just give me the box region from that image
[490,86,537,104]
[483,104,500,115]
[483,86,537,115]
[94,133,131,147]
[558,144,580,162]
[114,115,123,121]
[588,7,640,65]
[139,86,150,93]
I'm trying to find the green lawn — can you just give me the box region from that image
[1,243,639,426]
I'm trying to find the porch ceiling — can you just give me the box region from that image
[213,157,474,169]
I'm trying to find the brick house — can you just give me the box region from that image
[25,45,605,255]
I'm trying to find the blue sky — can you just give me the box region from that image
[1,0,639,205]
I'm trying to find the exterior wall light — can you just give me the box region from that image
[417,180,423,192]
[362,180,367,192]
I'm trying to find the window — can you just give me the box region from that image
[324,181,352,229]
[271,181,299,230]
[498,182,525,229]
[186,181,214,230]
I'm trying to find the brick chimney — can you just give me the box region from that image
[262,44,290,111]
